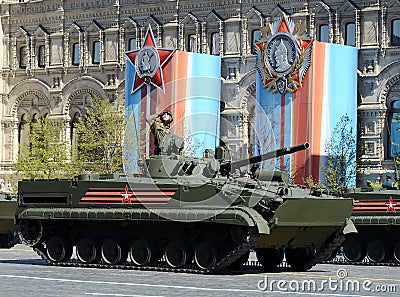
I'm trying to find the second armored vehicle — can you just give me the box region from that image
[338,187,400,264]
[0,192,18,248]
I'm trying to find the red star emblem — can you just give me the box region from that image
[125,26,175,94]
[386,197,397,212]
[120,185,134,204]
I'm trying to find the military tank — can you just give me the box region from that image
[16,140,356,273]
[0,191,18,248]
[333,186,400,265]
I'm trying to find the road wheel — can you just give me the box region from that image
[101,239,127,265]
[18,220,43,247]
[285,247,316,271]
[46,236,73,263]
[76,238,99,264]
[129,239,159,266]
[256,248,284,271]
[164,241,193,268]
[393,242,400,263]
[194,242,220,270]
[343,239,365,262]
[366,240,387,263]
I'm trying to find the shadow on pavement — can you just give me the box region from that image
[0,258,47,266]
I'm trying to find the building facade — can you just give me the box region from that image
[0,0,399,187]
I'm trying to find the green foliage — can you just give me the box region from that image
[323,114,357,193]
[14,117,75,179]
[75,97,127,174]
[13,97,136,180]
[366,180,382,188]
[303,175,318,189]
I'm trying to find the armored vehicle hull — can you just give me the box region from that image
[16,181,354,272]
[0,193,18,248]
[335,189,400,264]
[16,144,356,272]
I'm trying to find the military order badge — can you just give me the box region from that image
[255,16,313,94]
[135,45,160,80]
[125,26,175,94]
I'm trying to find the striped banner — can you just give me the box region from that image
[125,51,221,173]
[256,41,358,184]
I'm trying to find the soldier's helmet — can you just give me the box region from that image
[160,110,173,124]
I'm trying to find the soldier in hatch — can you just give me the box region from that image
[146,110,174,155]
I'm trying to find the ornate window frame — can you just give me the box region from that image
[66,23,84,68]
[180,13,200,53]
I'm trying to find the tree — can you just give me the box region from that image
[14,117,75,179]
[13,97,135,181]
[392,114,400,176]
[323,114,357,193]
[75,97,127,174]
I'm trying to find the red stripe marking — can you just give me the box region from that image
[81,197,171,202]
[84,191,177,196]
[79,201,170,205]
[352,200,397,213]
[81,197,171,200]
[79,187,177,205]
[86,188,178,191]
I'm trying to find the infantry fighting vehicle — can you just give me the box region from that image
[337,186,400,264]
[0,192,18,248]
[16,140,356,273]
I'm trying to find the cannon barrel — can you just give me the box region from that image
[221,142,310,171]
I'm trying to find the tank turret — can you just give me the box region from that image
[145,137,309,182]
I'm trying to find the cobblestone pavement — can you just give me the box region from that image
[0,244,398,297]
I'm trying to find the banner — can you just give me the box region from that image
[124,27,221,172]
[255,17,357,185]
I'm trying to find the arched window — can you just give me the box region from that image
[38,45,45,68]
[31,114,39,124]
[70,112,80,152]
[251,29,262,54]
[92,41,100,64]
[389,100,400,157]
[345,23,356,47]
[318,25,329,43]
[19,46,27,69]
[18,114,28,146]
[392,19,400,46]
[210,32,220,55]
[72,42,80,66]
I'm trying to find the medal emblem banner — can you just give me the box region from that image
[256,41,358,184]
